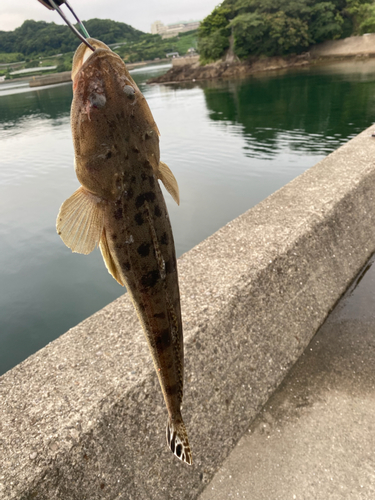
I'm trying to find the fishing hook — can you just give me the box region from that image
[37,0,95,51]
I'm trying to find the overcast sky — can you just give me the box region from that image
[0,0,219,33]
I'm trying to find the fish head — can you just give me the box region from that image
[71,38,160,201]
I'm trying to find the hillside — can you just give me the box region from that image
[197,0,375,63]
[0,18,144,57]
[0,19,198,76]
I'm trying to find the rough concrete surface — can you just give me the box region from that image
[199,255,375,500]
[29,71,72,87]
[311,33,375,58]
[172,55,200,67]
[1,127,375,499]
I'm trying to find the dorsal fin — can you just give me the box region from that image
[158,161,180,205]
[56,187,104,254]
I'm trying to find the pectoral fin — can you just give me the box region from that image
[158,161,180,205]
[56,186,104,254]
[99,228,124,286]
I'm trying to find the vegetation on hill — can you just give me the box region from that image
[198,0,375,63]
[116,30,198,63]
[0,19,198,76]
[0,18,143,57]
[0,52,24,64]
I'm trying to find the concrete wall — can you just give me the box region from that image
[1,127,375,499]
[29,71,72,88]
[172,55,200,67]
[311,33,375,58]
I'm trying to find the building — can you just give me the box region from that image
[151,20,200,39]
[151,20,165,35]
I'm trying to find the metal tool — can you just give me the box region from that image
[37,0,94,51]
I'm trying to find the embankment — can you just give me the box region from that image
[29,71,72,87]
[1,126,375,499]
[27,60,169,88]
[149,33,375,84]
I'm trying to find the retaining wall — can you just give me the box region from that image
[1,127,375,499]
[310,33,375,58]
[29,71,72,87]
[172,55,200,67]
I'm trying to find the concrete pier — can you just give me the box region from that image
[199,254,375,500]
[1,126,375,499]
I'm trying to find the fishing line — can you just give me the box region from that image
[38,0,94,51]
[64,0,91,38]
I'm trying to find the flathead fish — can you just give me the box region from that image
[56,38,192,465]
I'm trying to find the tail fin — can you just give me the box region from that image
[166,417,192,465]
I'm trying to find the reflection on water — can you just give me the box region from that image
[203,64,375,159]
[130,63,172,74]
[0,83,72,137]
[1,59,375,375]
[0,62,172,135]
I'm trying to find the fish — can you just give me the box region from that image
[56,38,192,465]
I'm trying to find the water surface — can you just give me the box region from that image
[1,59,375,375]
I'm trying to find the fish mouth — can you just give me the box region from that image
[71,38,115,81]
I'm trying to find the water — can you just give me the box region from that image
[1,59,375,376]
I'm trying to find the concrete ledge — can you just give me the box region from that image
[2,127,375,499]
[310,33,375,58]
[29,71,72,87]
[172,55,200,67]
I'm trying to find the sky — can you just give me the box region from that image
[0,0,220,33]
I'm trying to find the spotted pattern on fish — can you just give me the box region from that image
[99,166,185,412]
[60,38,191,465]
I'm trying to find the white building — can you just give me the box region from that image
[151,20,200,39]
[151,20,165,35]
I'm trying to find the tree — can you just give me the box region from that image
[198,0,358,62]
[309,2,344,43]
[0,19,144,57]
[230,13,268,57]
[198,5,232,37]
[198,29,231,62]
[345,0,375,34]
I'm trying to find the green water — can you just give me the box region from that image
[1,60,375,376]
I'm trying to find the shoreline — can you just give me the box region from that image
[148,33,375,85]
[1,59,171,88]
[148,52,375,85]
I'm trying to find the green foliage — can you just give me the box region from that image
[118,31,198,63]
[25,60,38,68]
[175,32,198,54]
[198,5,233,37]
[198,0,374,62]
[345,0,375,33]
[0,18,198,66]
[268,12,310,51]
[55,61,71,72]
[0,52,24,63]
[309,2,344,42]
[229,11,309,57]
[357,3,375,32]
[229,13,267,57]
[0,18,144,58]
[198,29,230,63]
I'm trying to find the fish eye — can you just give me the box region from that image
[123,85,136,99]
[89,93,106,109]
